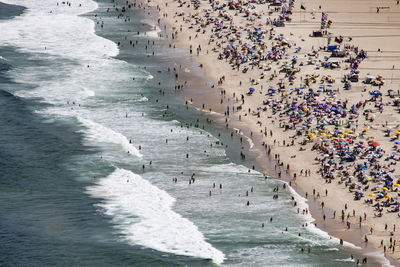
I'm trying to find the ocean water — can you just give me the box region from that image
[0,0,377,266]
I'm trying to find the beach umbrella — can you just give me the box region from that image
[385,194,392,199]
[382,187,389,191]
[371,142,380,147]
[369,193,376,197]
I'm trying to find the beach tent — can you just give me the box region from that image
[331,50,346,57]
[364,75,374,84]
[327,45,338,52]
[349,74,359,82]
[311,30,323,37]
[370,90,382,96]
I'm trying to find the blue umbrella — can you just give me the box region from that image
[370,90,382,96]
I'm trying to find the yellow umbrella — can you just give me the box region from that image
[369,193,376,197]
[363,126,370,130]
[395,184,400,187]
[366,177,372,181]
[382,187,389,191]
[385,194,392,199]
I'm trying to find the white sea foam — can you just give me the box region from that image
[144,29,161,39]
[86,168,225,264]
[285,182,361,249]
[325,248,340,251]
[335,257,355,262]
[191,105,223,117]
[0,0,118,59]
[81,86,95,97]
[364,251,393,267]
[199,162,254,175]
[137,96,148,102]
[285,182,395,266]
[233,127,254,149]
[0,0,123,106]
[77,117,142,158]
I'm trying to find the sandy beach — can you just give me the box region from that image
[134,0,400,264]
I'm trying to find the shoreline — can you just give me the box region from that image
[138,0,399,265]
